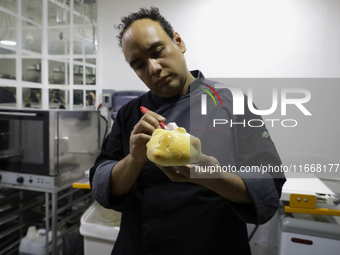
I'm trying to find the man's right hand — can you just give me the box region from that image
[129,110,166,164]
[109,110,166,197]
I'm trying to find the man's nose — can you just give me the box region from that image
[148,59,161,76]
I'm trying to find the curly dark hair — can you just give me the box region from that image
[115,7,174,48]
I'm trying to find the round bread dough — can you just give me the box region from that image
[146,127,202,166]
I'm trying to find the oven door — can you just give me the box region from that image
[0,110,50,175]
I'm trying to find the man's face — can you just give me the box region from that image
[122,19,190,98]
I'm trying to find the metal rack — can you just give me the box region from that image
[0,174,93,255]
[0,188,44,254]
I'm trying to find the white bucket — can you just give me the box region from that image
[80,201,121,255]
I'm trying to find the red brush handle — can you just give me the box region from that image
[140,106,149,115]
[140,106,167,129]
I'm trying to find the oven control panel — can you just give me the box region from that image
[0,171,55,189]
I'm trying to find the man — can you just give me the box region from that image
[90,7,285,255]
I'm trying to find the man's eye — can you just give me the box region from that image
[135,62,145,70]
[154,48,163,57]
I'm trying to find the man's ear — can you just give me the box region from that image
[173,31,186,53]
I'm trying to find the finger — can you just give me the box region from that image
[141,111,166,129]
[132,112,165,135]
[130,133,151,145]
[173,165,191,178]
[132,120,158,135]
[197,154,220,167]
[143,110,166,123]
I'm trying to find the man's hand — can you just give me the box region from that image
[157,154,252,204]
[156,154,219,184]
[109,109,165,197]
[129,110,166,164]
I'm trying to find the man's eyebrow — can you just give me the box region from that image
[129,41,163,67]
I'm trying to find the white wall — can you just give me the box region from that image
[96,0,340,178]
[97,0,340,92]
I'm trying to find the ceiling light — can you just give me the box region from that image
[0,40,17,46]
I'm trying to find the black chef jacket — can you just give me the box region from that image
[90,70,286,255]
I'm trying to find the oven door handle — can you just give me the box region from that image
[0,151,23,159]
[0,112,37,117]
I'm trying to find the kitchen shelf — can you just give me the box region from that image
[0,180,93,255]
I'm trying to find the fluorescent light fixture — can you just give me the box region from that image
[0,40,17,46]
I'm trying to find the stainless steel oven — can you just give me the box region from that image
[0,109,100,179]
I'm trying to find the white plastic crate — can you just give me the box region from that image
[80,201,121,255]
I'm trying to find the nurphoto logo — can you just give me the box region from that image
[200,84,312,128]
[199,82,222,115]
